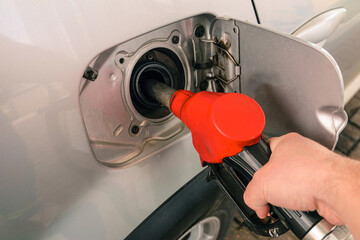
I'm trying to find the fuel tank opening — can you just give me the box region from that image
[130,48,185,119]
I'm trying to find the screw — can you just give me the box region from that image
[172,36,179,44]
[147,53,154,60]
[131,125,140,134]
[195,25,205,38]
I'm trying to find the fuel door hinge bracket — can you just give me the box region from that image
[192,19,241,93]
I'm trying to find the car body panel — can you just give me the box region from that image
[0,1,257,239]
[254,0,360,103]
[0,1,354,239]
[233,19,346,148]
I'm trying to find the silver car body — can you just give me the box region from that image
[254,0,360,103]
[0,1,359,239]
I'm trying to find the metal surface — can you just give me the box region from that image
[193,20,241,93]
[323,226,354,240]
[254,0,360,103]
[303,219,334,240]
[253,0,352,34]
[178,216,221,240]
[79,15,214,167]
[79,15,243,167]
[233,19,347,149]
[0,1,257,239]
[0,1,352,239]
[142,79,176,109]
[304,222,353,240]
[81,16,347,168]
[324,7,360,103]
[293,8,346,47]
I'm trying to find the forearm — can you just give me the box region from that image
[320,155,360,238]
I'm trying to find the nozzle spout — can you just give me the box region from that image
[141,79,177,109]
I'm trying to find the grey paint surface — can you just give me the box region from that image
[234,19,346,147]
[0,1,257,239]
[0,1,353,239]
[254,0,360,96]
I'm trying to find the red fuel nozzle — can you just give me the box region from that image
[143,81,327,238]
[169,90,265,165]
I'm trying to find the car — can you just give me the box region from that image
[0,1,359,239]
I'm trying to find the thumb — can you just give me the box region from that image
[243,172,270,218]
[267,136,281,152]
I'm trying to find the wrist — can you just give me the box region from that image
[313,151,337,206]
[317,153,360,224]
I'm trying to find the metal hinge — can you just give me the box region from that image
[192,19,241,93]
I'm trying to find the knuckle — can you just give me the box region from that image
[286,132,298,139]
[287,132,301,139]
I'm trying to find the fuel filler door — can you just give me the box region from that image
[79,15,346,167]
[200,18,346,148]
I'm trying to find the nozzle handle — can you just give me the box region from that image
[222,140,330,239]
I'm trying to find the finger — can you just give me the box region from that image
[255,205,271,219]
[317,202,344,225]
[244,176,270,218]
[244,189,270,218]
[267,136,281,151]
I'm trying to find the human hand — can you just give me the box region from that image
[243,132,344,225]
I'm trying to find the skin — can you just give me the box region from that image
[243,132,360,239]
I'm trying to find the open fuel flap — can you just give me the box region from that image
[213,18,347,148]
[79,15,346,167]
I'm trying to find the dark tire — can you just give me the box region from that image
[125,169,235,240]
[174,195,235,240]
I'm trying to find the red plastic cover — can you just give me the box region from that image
[170,90,265,165]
